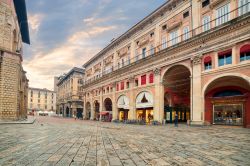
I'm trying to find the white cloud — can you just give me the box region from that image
[28,14,44,33]
[23,25,118,90]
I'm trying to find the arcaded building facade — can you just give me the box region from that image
[56,67,85,118]
[0,0,29,120]
[81,0,250,127]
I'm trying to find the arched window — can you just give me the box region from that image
[204,56,212,70]
[149,73,154,83]
[240,44,250,62]
[218,49,232,66]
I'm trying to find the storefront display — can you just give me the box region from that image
[213,104,243,125]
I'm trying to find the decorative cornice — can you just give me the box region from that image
[154,68,161,75]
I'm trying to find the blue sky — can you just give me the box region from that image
[23,0,166,90]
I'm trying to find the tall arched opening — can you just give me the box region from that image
[117,95,129,121]
[85,102,91,120]
[163,65,191,123]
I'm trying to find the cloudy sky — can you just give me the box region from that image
[23,0,166,90]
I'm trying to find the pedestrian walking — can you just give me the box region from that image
[174,113,178,127]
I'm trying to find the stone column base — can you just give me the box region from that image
[190,121,205,126]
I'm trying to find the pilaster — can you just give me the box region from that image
[153,68,164,123]
[128,76,136,120]
[190,55,204,125]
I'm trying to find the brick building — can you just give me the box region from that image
[0,0,30,120]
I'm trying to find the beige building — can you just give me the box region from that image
[56,67,85,118]
[80,0,250,127]
[0,0,29,120]
[28,88,56,112]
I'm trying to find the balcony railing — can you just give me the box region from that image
[83,3,250,87]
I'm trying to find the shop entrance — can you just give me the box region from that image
[76,108,83,119]
[119,109,129,121]
[102,98,112,122]
[163,65,191,123]
[136,108,153,123]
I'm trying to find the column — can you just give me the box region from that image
[190,55,204,125]
[128,77,136,120]
[153,68,164,123]
[112,82,118,121]
[90,92,95,120]
[83,94,87,119]
[99,87,103,121]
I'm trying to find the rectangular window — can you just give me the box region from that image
[135,79,139,87]
[126,82,130,89]
[239,0,250,16]
[170,30,178,46]
[218,51,232,66]
[240,52,250,61]
[116,84,119,91]
[142,48,146,58]
[202,0,210,8]
[162,37,167,49]
[204,62,212,70]
[183,26,189,40]
[141,75,146,85]
[202,16,210,32]
[149,73,154,83]
[121,82,124,90]
[150,45,154,55]
[216,3,230,26]
[183,11,189,18]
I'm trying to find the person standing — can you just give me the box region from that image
[174,113,178,127]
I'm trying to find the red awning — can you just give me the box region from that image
[240,44,250,53]
[204,56,212,63]
[218,49,232,56]
[100,112,109,115]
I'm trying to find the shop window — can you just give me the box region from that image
[116,84,119,91]
[183,11,189,18]
[149,73,154,83]
[204,56,212,70]
[202,0,210,8]
[135,79,139,87]
[218,50,232,66]
[126,82,130,89]
[240,44,250,62]
[121,82,124,90]
[141,75,146,85]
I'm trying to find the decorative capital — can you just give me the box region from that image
[154,68,161,76]
[192,55,202,65]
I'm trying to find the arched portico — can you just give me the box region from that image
[101,98,112,122]
[162,65,191,123]
[203,74,250,127]
[135,91,154,123]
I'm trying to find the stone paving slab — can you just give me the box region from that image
[0,116,249,166]
[0,116,36,124]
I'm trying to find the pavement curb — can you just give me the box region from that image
[0,118,36,125]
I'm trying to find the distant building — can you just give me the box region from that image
[28,88,56,112]
[56,67,84,118]
[0,0,30,120]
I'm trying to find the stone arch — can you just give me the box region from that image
[104,98,112,112]
[202,73,250,127]
[202,73,250,97]
[135,91,154,109]
[161,63,191,81]
[117,95,129,109]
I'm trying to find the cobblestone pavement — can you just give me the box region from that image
[0,117,250,166]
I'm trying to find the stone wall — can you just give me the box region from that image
[0,0,28,120]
